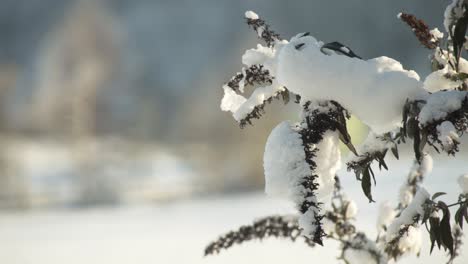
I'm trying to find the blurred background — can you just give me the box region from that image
[0,0,466,263]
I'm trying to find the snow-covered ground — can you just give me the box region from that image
[0,158,466,264]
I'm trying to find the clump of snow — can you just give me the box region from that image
[397,225,422,255]
[398,155,433,207]
[432,48,449,66]
[418,153,434,177]
[430,28,444,41]
[398,185,413,209]
[423,66,462,92]
[296,131,341,238]
[458,174,468,194]
[298,207,320,237]
[263,120,341,238]
[431,49,468,72]
[276,34,427,134]
[244,11,270,38]
[345,200,358,219]
[242,44,277,73]
[322,217,336,234]
[220,85,246,113]
[437,121,460,151]
[221,43,290,122]
[377,201,396,232]
[264,122,341,200]
[232,84,286,122]
[311,131,342,198]
[431,210,441,220]
[418,90,468,125]
[405,154,433,185]
[444,0,466,34]
[263,121,310,198]
[347,132,392,162]
[238,68,246,92]
[245,10,259,20]
[387,188,430,238]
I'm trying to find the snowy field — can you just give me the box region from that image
[0,158,467,264]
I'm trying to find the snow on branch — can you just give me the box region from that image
[402,90,468,159]
[397,155,433,209]
[374,155,432,260]
[221,14,299,128]
[221,71,293,128]
[386,188,430,238]
[276,33,427,134]
[383,184,466,261]
[244,11,281,47]
[204,215,315,256]
[225,64,273,93]
[384,224,423,261]
[214,4,468,262]
[384,188,430,260]
[236,85,290,128]
[346,132,399,202]
[263,101,351,244]
[294,101,361,244]
[424,93,468,155]
[418,91,468,126]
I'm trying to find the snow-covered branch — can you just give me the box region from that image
[212,3,468,263]
[346,132,399,202]
[220,13,300,128]
[294,101,347,244]
[397,154,433,209]
[245,11,281,47]
[384,188,430,252]
[402,90,468,159]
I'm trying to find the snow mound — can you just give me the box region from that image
[263,121,309,198]
[263,121,340,200]
[276,34,427,134]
